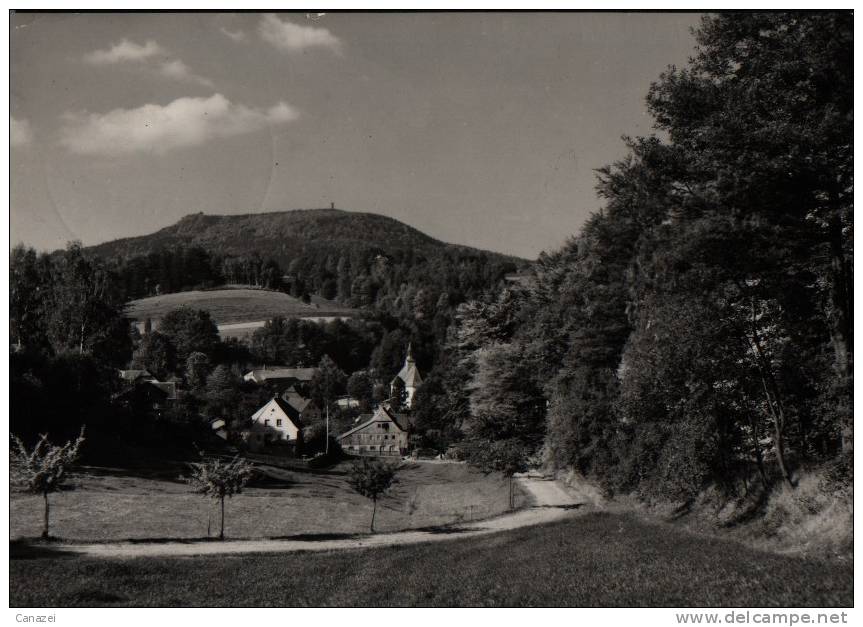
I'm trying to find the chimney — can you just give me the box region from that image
[330,202,335,209]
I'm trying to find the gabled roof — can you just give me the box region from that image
[282,387,312,413]
[391,343,423,387]
[393,362,423,388]
[244,367,318,383]
[119,369,154,382]
[115,380,169,403]
[251,396,304,429]
[149,381,178,400]
[337,404,411,440]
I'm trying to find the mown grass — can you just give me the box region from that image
[10,512,852,607]
[10,462,522,542]
[125,287,357,326]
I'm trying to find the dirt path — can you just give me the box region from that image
[34,477,585,559]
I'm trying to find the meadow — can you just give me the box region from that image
[125,287,357,327]
[10,461,522,542]
[10,512,852,607]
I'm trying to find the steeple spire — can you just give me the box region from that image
[405,342,414,363]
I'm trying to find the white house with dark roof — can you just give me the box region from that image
[244,397,304,451]
[390,344,422,408]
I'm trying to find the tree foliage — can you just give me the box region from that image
[186,455,254,540]
[11,428,86,538]
[348,459,397,533]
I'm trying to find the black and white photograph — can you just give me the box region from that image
[6,8,854,614]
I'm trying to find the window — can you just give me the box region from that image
[264,419,270,426]
[277,419,282,426]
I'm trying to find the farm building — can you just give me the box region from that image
[390,344,422,408]
[337,404,413,458]
[119,369,156,384]
[243,397,304,452]
[243,366,318,389]
[115,380,176,417]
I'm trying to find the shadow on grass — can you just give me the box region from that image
[720,488,772,529]
[10,539,78,560]
[533,503,584,511]
[268,531,364,542]
[413,524,486,535]
[668,499,695,520]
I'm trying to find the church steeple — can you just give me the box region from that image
[391,343,422,409]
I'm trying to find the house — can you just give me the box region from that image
[337,404,413,458]
[243,397,304,452]
[335,395,361,409]
[115,369,180,418]
[148,380,178,401]
[243,366,318,390]
[280,385,323,423]
[115,380,171,416]
[390,344,423,409]
[118,369,156,384]
[210,418,228,440]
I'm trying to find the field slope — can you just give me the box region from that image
[125,287,357,327]
[10,512,852,607]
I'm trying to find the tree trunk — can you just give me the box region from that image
[828,213,853,377]
[219,497,225,540]
[746,411,769,491]
[509,476,514,511]
[827,207,853,453]
[370,497,377,533]
[745,300,794,488]
[42,491,50,540]
[755,361,793,488]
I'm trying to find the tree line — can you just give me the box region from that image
[415,13,852,501]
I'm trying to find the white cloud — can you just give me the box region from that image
[83,39,166,65]
[259,14,341,53]
[60,94,299,156]
[84,38,213,87]
[158,59,214,87]
[11,116,33,147]
[220,27,247,42]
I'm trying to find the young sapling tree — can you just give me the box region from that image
[348,458,397,533]
[186,455,254,540]
[10,427,86,540]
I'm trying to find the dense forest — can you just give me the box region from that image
[10,13,852,513]
[426,13,852,502]
[89,209,523,306]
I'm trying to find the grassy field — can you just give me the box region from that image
[125,287,357,327]
[10,512,852,607]
[10,461,522,542]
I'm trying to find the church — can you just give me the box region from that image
[390,343,422,409]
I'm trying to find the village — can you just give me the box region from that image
[117,341,425,460]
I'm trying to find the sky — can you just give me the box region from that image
[10,11,701,260]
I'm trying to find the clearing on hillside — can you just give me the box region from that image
[125,287,358,331]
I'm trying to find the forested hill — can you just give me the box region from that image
[85,209,526,315]
[89,209,523,267]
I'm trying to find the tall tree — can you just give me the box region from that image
[158,307,220,367]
